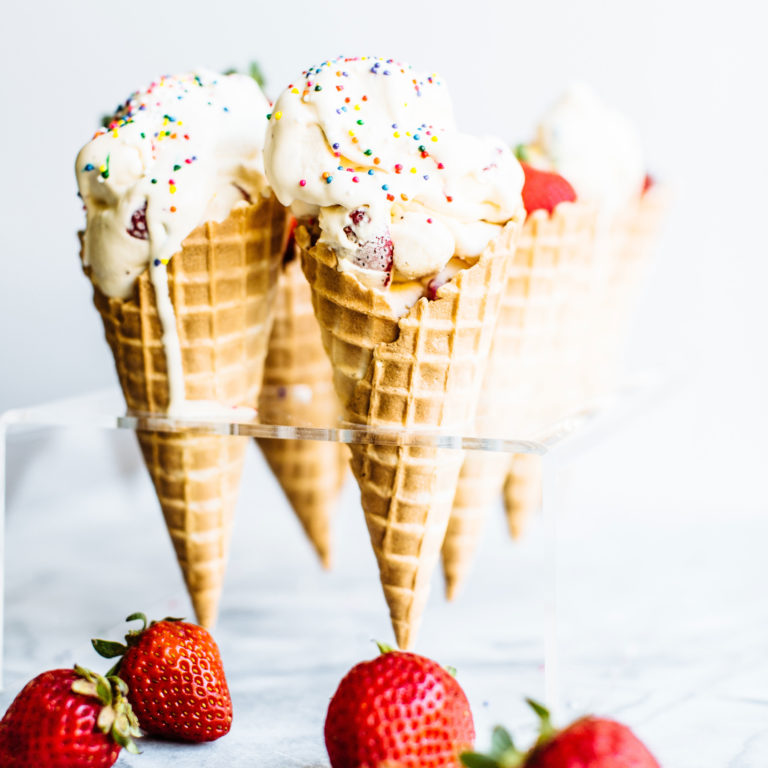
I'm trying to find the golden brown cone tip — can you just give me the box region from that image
[503,454,543,539]
[300,216,522,648]
[85,196,289,627]
[258,254,346,568]
[259,436,346,569]
[442,452,508,601]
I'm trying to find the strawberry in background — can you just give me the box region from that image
[519,162,577,215]
[461,699,660,768]
[325,643,475,768]
[517,155,578,216]
[0,665,140,767]
[93,611,232,743]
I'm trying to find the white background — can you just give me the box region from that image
[1,1,767,759]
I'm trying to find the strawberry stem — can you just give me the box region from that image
[513,143,530,163]
[526,698,556,743]
[375,640,396,655]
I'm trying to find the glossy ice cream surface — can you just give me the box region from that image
[76,70,271,300]
[264,56,524,312]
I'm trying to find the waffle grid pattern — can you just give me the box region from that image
[258,255,348,568]
[86,196,288,627]
[301,219,521,648]
[92,198,285,413]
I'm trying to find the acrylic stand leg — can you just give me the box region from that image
[542,450,563,722]
[0,422,6,690]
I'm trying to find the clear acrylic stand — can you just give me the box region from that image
[0,380,662,765]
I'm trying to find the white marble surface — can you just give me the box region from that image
[2,409,768,767]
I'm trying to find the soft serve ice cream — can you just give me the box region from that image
[264,56,524,314]
[524,83,645,214]
[76,70,272,414]
[77,71,271,297]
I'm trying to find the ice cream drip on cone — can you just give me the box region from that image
[77,71,290,627]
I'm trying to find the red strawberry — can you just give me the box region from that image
[0,665,140,767]
[461,699,659,768]
[325,643,475,768]
[427,274,447,300]
[520,162,577,215]
[93,612,232,742]
[126,201,148,240]
[343,207,394,277]
[642,173,655,194]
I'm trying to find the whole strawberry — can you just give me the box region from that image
[461,699,659,768]
[93,612,232,742]
[519,162,577,215]
[325,643,475,768]
[642,173,655,194]
[0,665,139,767]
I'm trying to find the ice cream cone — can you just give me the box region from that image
[581,185,668,399]
[499,187,667,539]
[442,451,508,600]
[86,197,288,627]
[257,253,347,568]
[300,220,520,648]
[503,454,543,538]
[442,202,599,597]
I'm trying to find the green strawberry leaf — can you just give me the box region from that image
[526,698,550,720]
[491,725,515,756]
[125,612,148,630]
[111,721,141,755]
[446,665,457,677]
[376,641,396,655]
[526,697,556,742]
[248,62,266,88]
[223,62,266,89]
[97,705,117,732]
[108,675,129,696]
[92,639,128,658]
[461,751,501,768]
[514,143,530,163]
[95,675,113,707]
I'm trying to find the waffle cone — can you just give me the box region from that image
[503,454,543,538]
[500,187,667,541]
[86,196,288,627]
[442,451,508,600]
[442,202,599,597]
[581,185,668,398]
[258,255,347,568]
[300,219,521,648]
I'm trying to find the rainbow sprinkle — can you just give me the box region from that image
[279,56,452,202]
